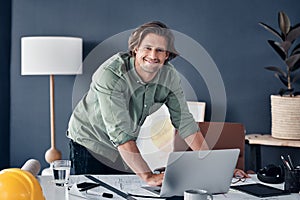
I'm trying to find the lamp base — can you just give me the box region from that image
[45,147,62,164]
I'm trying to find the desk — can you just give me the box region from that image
[38,174,300,200]
[245,134,300,171]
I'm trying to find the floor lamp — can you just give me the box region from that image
[21,36,82,164]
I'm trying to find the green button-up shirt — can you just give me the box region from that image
[67,52,199,161]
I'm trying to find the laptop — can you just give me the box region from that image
[143,149,240,197]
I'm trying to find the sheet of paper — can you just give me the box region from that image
[69,184,86,198]
[69,182,123,200]
[94,175,153,195]
[68,174,157,199]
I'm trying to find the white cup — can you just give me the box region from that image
[184,189,213,200]
[51,160,71,186]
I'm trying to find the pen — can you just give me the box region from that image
[86,190,113,198]
[287,155,295,170]
[281,156,292,171]
[78,183,101,192]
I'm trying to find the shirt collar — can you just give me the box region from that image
[129,56,162,85]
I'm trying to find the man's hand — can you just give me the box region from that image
[140,172,164,186]
[118,140,164,186]
[234,168,250,178]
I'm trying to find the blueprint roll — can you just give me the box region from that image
[21,159,41,176]
[184,189,213,200]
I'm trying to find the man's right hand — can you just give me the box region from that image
[140,172,164,186]
[117,140,164,186]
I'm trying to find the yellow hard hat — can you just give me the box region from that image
[0,168,45,200]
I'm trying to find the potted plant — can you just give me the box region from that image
[259,11,300,139]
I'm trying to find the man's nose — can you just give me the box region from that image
[148,49,158,59]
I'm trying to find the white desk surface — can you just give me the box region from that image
[38,174,300,200]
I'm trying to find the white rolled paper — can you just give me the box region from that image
[21,159,41,176]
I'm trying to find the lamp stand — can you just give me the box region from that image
[45,74,62,164]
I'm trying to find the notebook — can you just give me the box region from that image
[143,149,240,197]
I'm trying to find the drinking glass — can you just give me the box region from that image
[51,160,71,186]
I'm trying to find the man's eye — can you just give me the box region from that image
[156,49,165,53]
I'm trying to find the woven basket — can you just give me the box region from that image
[271,95,300,140]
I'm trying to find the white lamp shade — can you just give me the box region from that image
[21,36,82,75]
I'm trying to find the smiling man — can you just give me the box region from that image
[134,33,169,81]
[67,21,239,186]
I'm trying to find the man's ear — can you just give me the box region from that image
[165,51,170,60]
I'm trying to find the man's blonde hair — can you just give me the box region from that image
[128,21,179,62]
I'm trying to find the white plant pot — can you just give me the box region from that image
[271,95,300,140]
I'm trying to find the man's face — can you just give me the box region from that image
[134,33,169,76]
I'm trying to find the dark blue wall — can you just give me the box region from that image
[9,0,300,171]
[0,0,11,169]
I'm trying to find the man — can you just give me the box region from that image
[67,21,248,186]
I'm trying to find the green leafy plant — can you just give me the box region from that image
[259,11,300,96]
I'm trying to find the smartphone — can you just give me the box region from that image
[77,182,101,191]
